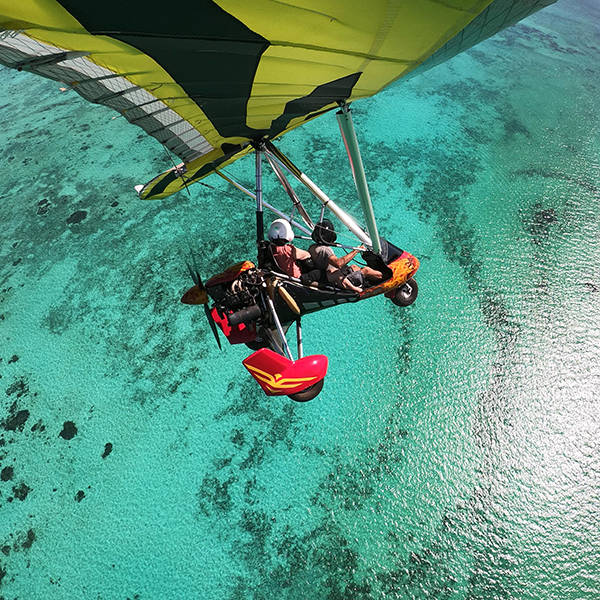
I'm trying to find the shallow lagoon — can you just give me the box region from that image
[1,1,599,598]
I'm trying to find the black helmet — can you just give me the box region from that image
[311,219,337,245]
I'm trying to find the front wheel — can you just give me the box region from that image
[288,378,324,402]
[391,278,418,307]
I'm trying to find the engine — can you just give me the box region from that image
[206,267,264,326]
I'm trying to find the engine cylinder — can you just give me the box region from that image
[227,304,262,326]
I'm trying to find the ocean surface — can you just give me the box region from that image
[1,2,599,598]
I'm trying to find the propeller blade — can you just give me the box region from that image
[185,251,205,291]
[186,260,199,286]
[184,251,217,346]
[204,304,222,350]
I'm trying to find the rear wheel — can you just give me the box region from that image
[391,278,418,307]
[245,339,268,351]
[288,378,324,402]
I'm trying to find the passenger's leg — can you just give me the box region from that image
[329,269,362,293]
[341,277,362,293]
[345,268,365,289]
[361,266,383,281]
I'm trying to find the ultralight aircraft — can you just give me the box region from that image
[0,0,557,400]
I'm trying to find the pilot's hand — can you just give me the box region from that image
[357,245,366,251]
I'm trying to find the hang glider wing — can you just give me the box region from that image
[0,0,557,200]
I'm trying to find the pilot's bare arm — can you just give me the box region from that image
[328,246,362,269]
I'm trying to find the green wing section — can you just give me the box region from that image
[0,0,557,199]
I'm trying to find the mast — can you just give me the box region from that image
[336,102,381,254]
[215,170,312,236]
[255,143,264,244]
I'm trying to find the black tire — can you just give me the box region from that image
[245,339,268,351]
[391,278,418,307]
[288,378,324,402]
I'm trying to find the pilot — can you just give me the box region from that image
[309,220,382,293]
[267,219,311,278]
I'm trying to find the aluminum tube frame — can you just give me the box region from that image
[336,106,381,254]
[296,319,303,359]
[264,143,373,248]
[215,170,312,236]
[264,288,294,361]
[295,235,363,251]
[255,148,264,243]
[264,153,314,229]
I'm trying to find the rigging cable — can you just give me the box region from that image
[161,144,191,197]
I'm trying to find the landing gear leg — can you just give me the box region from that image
[287,317,324,401]
[296,318,303,359]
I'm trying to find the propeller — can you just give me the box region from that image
[185,253,221,350]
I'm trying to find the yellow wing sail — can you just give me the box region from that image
[0,0,557,199]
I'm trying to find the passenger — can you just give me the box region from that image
[267,219,311,278]
[309,220,383,293]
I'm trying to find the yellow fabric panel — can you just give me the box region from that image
[353,0,493,95]
[376,0,493,63]
[429,0,486,9]
[140,145,255,200]
[350,62,413,100]
[217,0,491,59]
[247,45,364,130]
[0,0,83,32]
[221,0,493,130]
[216,0,383,56]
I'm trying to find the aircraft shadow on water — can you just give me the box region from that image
[0,0,557,400]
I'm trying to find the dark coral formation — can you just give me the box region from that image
[22,529,36,550]
[102,442,113,458]
[12,482,31,501]
[0,466,13,482]
[66,209,87,224]
[1,408,29,432]
[59,421,77,440]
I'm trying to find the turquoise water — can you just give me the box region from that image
[1,2,599,598]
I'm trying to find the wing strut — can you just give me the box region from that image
[264,142,373,249]
[264,152,314,230]
[336,102,381,254]
[214,170,312,236]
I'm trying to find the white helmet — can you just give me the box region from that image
[268,219,294,243]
